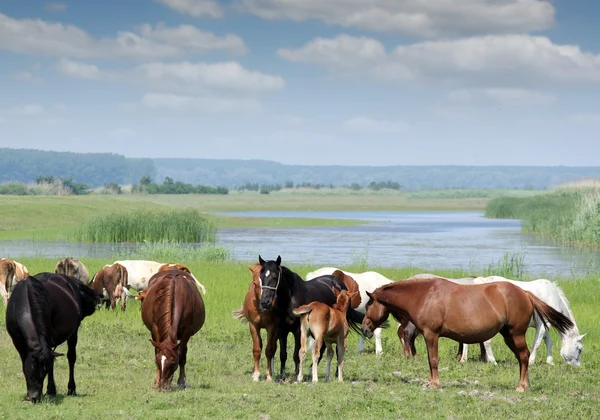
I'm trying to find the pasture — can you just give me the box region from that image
[1,259,598,419]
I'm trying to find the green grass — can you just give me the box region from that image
[75,210,217,244]
[485,188,600,247]
[0,260,598,419]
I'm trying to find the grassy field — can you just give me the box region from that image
[0,191,503,241]
[0,259,598,419]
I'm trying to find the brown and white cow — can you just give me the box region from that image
[0,258,30,305]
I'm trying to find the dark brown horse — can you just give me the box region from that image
[361,277,573,392]
[141,270,205,391]
[232,264,277,382]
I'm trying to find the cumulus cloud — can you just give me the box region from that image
[445,88,556,107]
[56,59,114,81]
[140,93,264,114]
[156,0,223,18]
[0,13,246,59]
[240,0,554,38]
[278,34,600,86]
[342,117,410,135]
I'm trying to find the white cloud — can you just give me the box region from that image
[0,13,246,59]
[156,0,223,18]
[446,88,556,107]
[57,59,285,93]
[140,93,264,114]
[342,117,410,135]
[279,34,600,86]
[241,0,554,38]
[8,104,45,117]
[44,3,67,12]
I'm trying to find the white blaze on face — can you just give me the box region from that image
[161,355,166,373]
[261,270,270,288]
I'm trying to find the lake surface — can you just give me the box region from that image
[2,211,599,278]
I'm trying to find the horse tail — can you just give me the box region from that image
[26,278,55,362]
[346,307,365,335]
[232,307,248,323]
[526,291,573,335]
[292,304,313,317]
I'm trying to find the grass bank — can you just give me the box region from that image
[0,259,598,419]
[486,188,600,247]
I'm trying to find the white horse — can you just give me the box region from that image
[408,273,585,366]
[306,267,395,356]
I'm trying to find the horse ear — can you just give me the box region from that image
[276,255,281,266]
[258,255,265,266]
[579,333,587,340]
[366,291,373,299]
[248,265,254,272]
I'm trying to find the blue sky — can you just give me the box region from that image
[1,0,599,165]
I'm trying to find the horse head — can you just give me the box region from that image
[560,332,586,366]
[23,347,63,403]
[258,255,282,311]
[150,340,180,391]
[361,291,390,339]
[332,288,359,313]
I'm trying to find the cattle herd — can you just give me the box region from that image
[0,255,585,402]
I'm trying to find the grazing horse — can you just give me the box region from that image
[306,267,394,355]
[361,277,573,392]
[55,257,90,284]
[294,289,358,383]
[5,273,99,402]
[404,274,586,366]
[141,270,205,391]
[1,258,29,305]
[258,256,364,380]
[232,264,277,382]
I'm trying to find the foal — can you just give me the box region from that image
[294,289,358,383]
[232,264,277,382]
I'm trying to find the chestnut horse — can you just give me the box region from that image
[232,264,277,382]
[361,277,573,392]
[294,289,358,383]
[141,270,205,391]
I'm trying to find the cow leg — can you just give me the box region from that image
[177,339,189,389]
[265,324,277,382]
[249,323,262,382]
[121,292,127,311]
[0,281,8,305]
[67,332,78,396]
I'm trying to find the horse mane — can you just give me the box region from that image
[154,275,176,344]
[549,281,577,327]
[26,278,54,363]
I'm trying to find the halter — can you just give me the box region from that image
[260,267,282,291]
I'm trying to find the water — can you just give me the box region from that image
[2,211,599,278]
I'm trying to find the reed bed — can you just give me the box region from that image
[75,209,217,244]
[485,188,600,247]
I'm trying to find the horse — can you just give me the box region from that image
[232,264,277,382]
[361,277,573,392]
[294,289,358,383]
[258,256,364,380]
[306,267,394,355]
[141,270,205,391]
[5,273,99,402]
[1,258,29,305]
[404,274,585,366]
[55,258,90,284]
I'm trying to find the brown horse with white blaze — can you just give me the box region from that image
[294,289,359,383]
[232,264,277,382]
[141,270,205,391]
[362,277,573,392]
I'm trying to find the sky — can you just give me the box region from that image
[1,0,599,166]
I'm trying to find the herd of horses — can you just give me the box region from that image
[0,253,585,402]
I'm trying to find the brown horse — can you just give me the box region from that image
[361,277,573,392]
[294,289,359,383]
[232,264,277,382]
[141,270,205,391]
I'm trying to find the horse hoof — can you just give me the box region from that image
[546,357,554,365]
[67,389,76,396]
[252,372,260,382]
[376,351,384,357]
[516,386,526,393]
[266,376,272,382]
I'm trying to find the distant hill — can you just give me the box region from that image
[2,148,600,190]
[153,158,600,190]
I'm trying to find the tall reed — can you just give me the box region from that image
[75,209,217,244]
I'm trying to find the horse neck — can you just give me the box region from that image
[375,279,429,314]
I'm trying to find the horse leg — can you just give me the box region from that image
[311,337,322,383]
[374,327,384,356]
[482,340,497,364]
[278,332,288,380]
[528,324,547,365]
[293,328,302,379]
[358,334,365,354]
[456,343,466,362]
[67,331,78,396]
[265,324,277,382]
[408,324,418,358]
[500,330,530,392]
[324,343,334,382]
[337,336,346,382]
[46,357,57,397]
[423,331,441,388]
[249,323,262,381]
[177,339,189,389]
[543,329,554,365]
[297,319,309,383]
